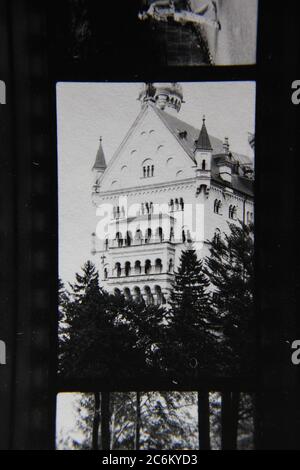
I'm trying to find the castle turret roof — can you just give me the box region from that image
[92,137,107,171]
[195,117,213,151]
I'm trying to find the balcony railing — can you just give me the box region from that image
[107,236,172,249]
[111,266,172,279]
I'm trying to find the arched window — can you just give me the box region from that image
[168,258,174,272]
[145,259,152,275]
[104,267,108,280]
[214,199,222,215]
[105,238,109,251]
[115,262,121,278]
[214,200,218,213]
[155,258,162,273]
[170,227,174,241]
[133,286,143,304]
[124,288,132,301]
[116,232,123,247]
[202,159,206,170]
[125,262,131,277]
[229,205,237,220]
[149,202,154,214]
[169,199,174,212]
[145,228,152,244]
[134,260,142,274]
[135,229,142,244]
[180,198,184,210]
[142,159,154,178]
[175,198,179,211]
[182,229,186,243]
[155,226,163,242]
[125,231,132,247]
[154,285,165,306]
[144,285,153,306]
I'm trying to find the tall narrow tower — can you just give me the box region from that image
[194,116,212,197]
[92,136,107,193]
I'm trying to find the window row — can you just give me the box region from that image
[104,227,192,249]
[169,198,184,211]
[107,258,174,278]
[214,199,238,220]
[113,285,167,306]
[112,205,126,219]
[143,165,154,178]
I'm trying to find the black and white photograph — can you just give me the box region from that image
[1,0,300,453]
[52,0,258,67]
[56,391,255,450]
[57,81,255,390]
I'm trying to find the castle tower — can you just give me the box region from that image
[138,82,184,114]
[194,116,212,197]
[92,136,107,193]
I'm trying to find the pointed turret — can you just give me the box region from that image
[194,116,212,198]
[92,137,107,193]
[195,116,213,151]
[92,136,107,171]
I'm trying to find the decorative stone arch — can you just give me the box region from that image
[145,259,152,274]
[114,262,121,278]
[143,285,154,305]
[134,260,142,274]
[133,286,143,303]
[154,285,166,306]
[123,287,132,301]
[155,258,163,273]
[125,261,131,277]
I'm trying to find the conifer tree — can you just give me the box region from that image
[205,222,255,377]
[165,246,218,382]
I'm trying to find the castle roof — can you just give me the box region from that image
[153,105,254,196]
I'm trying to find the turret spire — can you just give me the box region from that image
[92,136,107,171]
[195,116,212,151]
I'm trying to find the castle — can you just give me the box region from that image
[91,83,254,305]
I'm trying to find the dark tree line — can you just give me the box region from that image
[58,221,255,449]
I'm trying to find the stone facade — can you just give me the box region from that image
[91,83,254,305]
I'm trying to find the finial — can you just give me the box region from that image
[202,115,206,124]
[99,136,102,142]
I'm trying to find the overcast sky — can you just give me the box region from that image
[57,81,256,285]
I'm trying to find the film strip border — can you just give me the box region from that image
[0,0,57,450]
